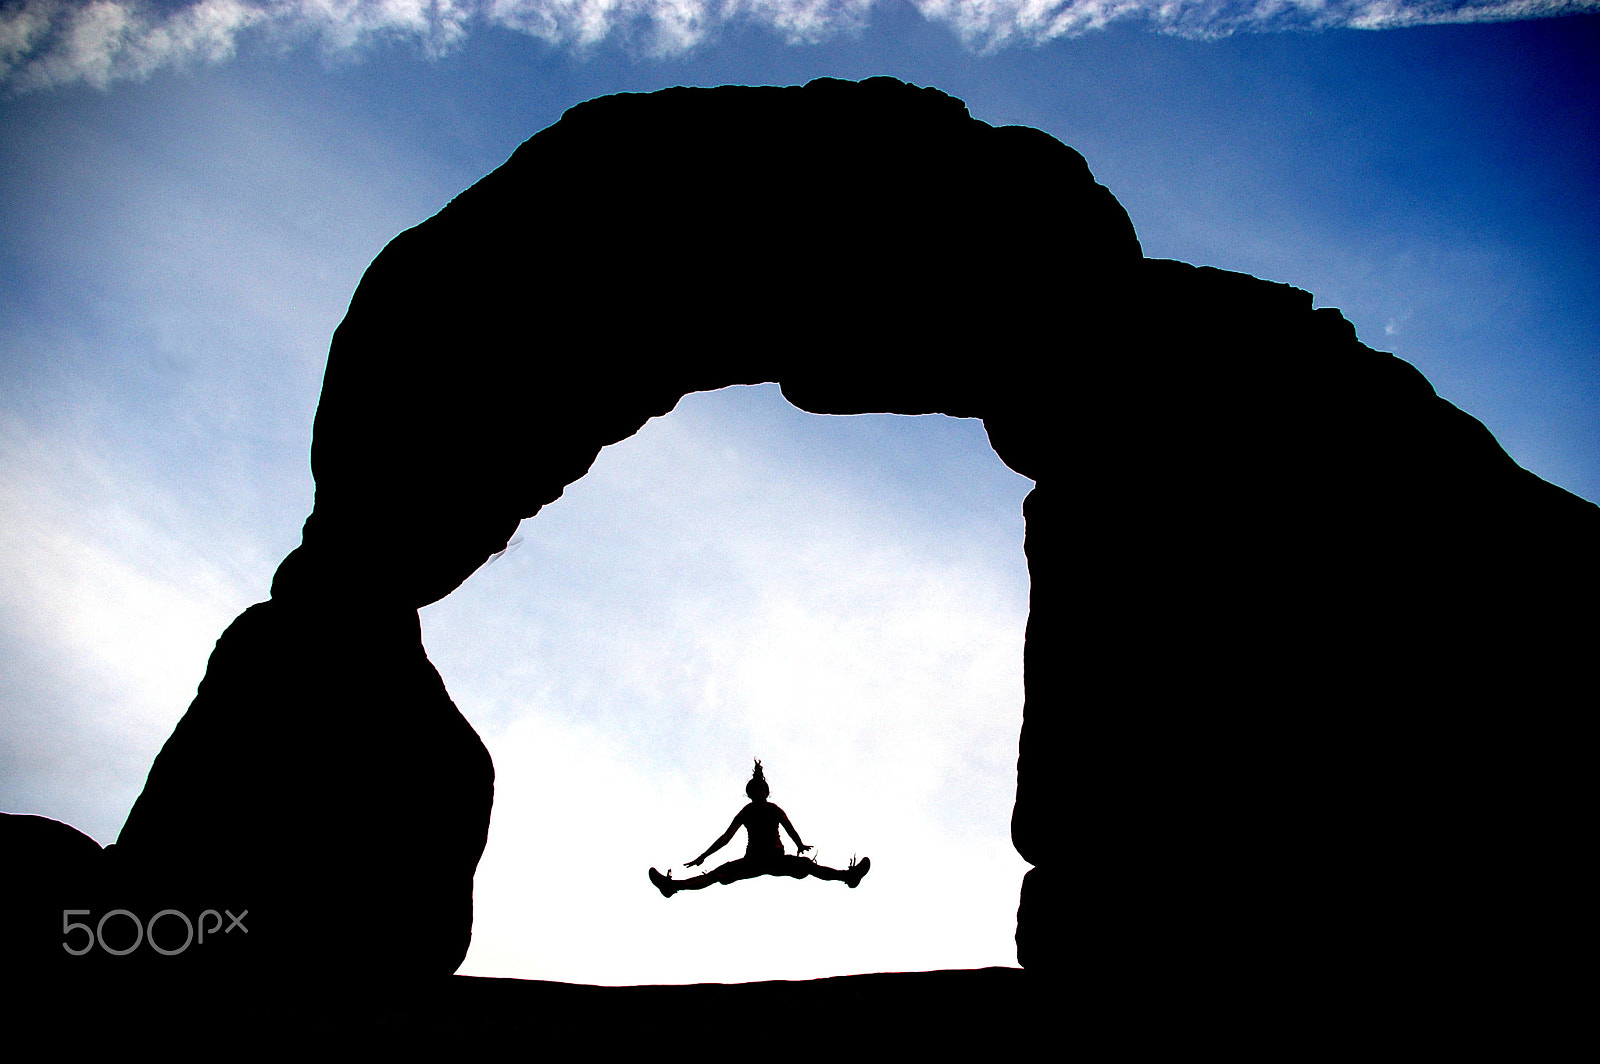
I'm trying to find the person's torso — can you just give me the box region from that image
[743,802,783,858]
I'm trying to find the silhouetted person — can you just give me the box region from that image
[649,761,869,897]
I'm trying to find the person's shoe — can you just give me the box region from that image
[649,867,677,897]
[845,856,870,888]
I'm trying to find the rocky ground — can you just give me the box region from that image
[22,967,1049,1054]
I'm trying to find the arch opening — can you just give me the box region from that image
[419,384,1034,984]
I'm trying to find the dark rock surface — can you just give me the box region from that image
[1045,258,1596,996]
[8,76,1594,1025]
[0,813,105,980]
[111,599,493,982]
[281,75,1141,610]
[310,968,1042,1052]
[14,967,1044,1054]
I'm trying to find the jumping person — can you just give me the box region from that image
[649,761,869,897]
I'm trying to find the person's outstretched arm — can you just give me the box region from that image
[776,806,809,854]
[686,807,747,867]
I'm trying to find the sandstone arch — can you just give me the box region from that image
[106,76,1597,1003]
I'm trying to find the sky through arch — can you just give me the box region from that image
[420,384,1034,984]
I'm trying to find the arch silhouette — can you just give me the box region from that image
[102,76,1597,1007]
[273,76,1139,611]
[271,75,1136,971]
[112,77,1125,978]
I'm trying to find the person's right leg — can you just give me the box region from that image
[650,857,763,896]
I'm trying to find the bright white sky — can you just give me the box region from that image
[2,2,1596,985]
[427,386,1033,983]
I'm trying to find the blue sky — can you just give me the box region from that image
[2,3,1596,984]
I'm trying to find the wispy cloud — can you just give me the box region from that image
[3,0,1594,91]
[3,0,264,90]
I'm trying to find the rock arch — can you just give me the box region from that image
[107,76,1597,999]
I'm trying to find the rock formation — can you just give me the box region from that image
[1,813,105,981]
[112,601,492,980]
[9,77,1594,1010]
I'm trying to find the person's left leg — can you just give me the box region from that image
[776,855,820,879]
[776,854,870,886]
